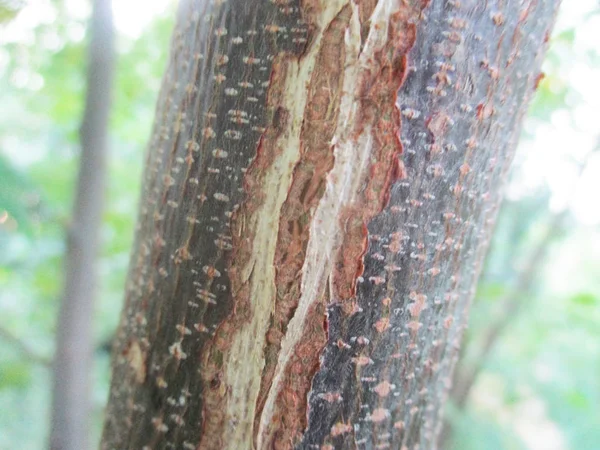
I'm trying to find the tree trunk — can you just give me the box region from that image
[51,1,114,449]
[101,1,559,449]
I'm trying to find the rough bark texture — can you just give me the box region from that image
[50,1,115,449]
[101,0,559,449]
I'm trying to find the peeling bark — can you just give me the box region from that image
[101,1,560,449]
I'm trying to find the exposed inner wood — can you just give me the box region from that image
[257,1,427,447]
[199,2,354,448]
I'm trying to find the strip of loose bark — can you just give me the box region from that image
[49,1,114,449]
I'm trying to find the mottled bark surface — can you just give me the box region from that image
[101,1,559,449]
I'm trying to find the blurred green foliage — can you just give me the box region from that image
[0,1,174,447]
[0,1,599,450]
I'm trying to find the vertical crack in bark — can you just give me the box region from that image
[256,1,429,448]
[331,0,429,307]
[199,2,353,449]
[253,4,353,447]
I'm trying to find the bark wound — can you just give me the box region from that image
[332,3,426,308]
[254,5,352,448]
[199,2,354,449]
[198,58,299,450]
[357,0,379,51]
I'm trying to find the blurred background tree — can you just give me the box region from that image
[0,1,598,449]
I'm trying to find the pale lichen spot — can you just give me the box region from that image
[374,381,394,397]
[443,212,456,220]
[407,321,422,331]
[176,324,192,335]
[185,140,200,152]
[169,414,185,426]
[444,315,454,329]
[217,54,229,66]
[352,355,374,366]
[388,232,403,253]
[264,24,286,33]
[215,236,233,250]
[202,127,216,139]
[214,192,230,202]
[402,108,421,119]
[168,342,187,360]
[242,56,261,65]
[374,317,390,333]
[428,266,441,276]
[194,323,209,333]
[369,408,390,423]
[197,289,217,304]
[212,148,229,159]
[459,163,471,175]
[369,275,386,285]
[318,391,343,403]
[356,336,370,345]
[203,265,222,277]
[491,11,505,25]
[151,417,169,433]
[331,422,352,437]
[163,175,175,187]
[224,130,242,140]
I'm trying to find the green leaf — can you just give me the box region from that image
[571,293,597,307]
[0,360,31,390]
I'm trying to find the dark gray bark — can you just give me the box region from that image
[101,1,559,449]
[50,1,114,449]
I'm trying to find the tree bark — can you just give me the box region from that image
[101,1,559,449]
[50,1,114,449]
